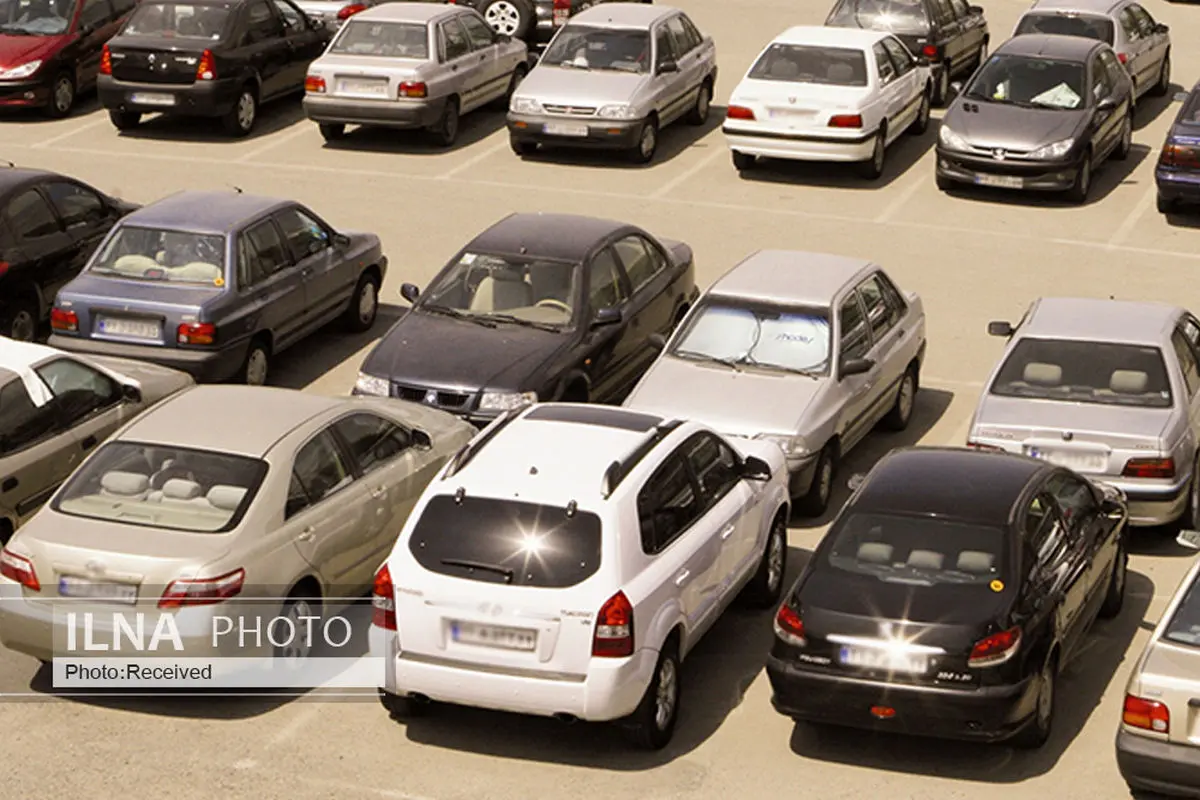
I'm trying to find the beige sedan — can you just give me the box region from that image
[0,385,475,664]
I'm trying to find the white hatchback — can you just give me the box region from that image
[369,403,791,749]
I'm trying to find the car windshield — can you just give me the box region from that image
[540,25,650,73]
[669,301,831,376]
[330,19,428,58]
[52,442,268,533]
[1013,12,1116,45]
[419,251,579,329]
[88,226,227,285]
[122,3,230,39]
[1163,574,1200,647]
[827,0,929,33]
[826,512,1008,588]
[747,43,869,87]
[0,0,77,35]
[965,54,1087,110]
[407,495,602,588]
[990,338,1172,408]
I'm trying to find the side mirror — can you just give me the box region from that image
[1155,22,1169,34]
[592,307,622,327]
[1178,529,1200,550]
[412,429,432,450]
[122,384,142,403]
[647,332,667,350]
[657,60,678,74]
[968,4,983,12]
[495,32,511,43]
[948,81,963,101]
[840,357,874,378]
[741,455,772,481]
[915,55,930,68]
[1097,96,1118,112]
[847,473,867,492]
[332,233,351,248]
[399,282,420,303]
[987,320,1014,337]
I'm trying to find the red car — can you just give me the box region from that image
[0,0,134,117]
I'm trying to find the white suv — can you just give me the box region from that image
[369,403,791,749]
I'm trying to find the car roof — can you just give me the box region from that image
[0,337,65,373]
[356,2,460,24]
[773,25,891,48]
[571,3,681,27]
[466,213,637,262]
[1026,0,1122,15]
[122,190,291,236]
[996,32,1105,60]
[119,385,346,457]
[851,447,1046,525]
[707,250,874,307]
[1019,297,1180,346]
[0,167,55,194]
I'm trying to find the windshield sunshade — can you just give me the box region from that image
[331,20,428,58]
[123,3,230,39]
[1013,12,1115,45]
[88,226,226,285]
[670,301,831,375]
[748,44,868,87]
[990,338,1172,408]
[966,55,1086,109]
[540,25,650,73]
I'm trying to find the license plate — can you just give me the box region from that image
[544,122,589,137]
[59,576,138,605]
[130,92,175,106]
[976,174,1023,189]
[337,78,388,96]
[1026,447,1106,473]
[450,621,536,651]
[96,315,160,340]
[840,645,927,674]
[768,108,814,119]
[1179,529,1200,550]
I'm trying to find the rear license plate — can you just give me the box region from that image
[840,645,927,674]
[1026,447,1106,473]
[59,576,138,605]
[768,108,814,119]
[96,315,160,339]
[975,174,1023,189]
[130,92,175,106]
[337,78,389,96]
[450,621,536,651]
[544,122,589,137]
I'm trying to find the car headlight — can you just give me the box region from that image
[597,104,638,120]
[479,390,537,411]
[0,60,42,80]
[354,372,389,396]
[510,96,543,114]
[938,125,970,151]
[1026,138,1074,160]
[755,433,810,458]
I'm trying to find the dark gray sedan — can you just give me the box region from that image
[935,34,1134,203]
[45,191,388,386]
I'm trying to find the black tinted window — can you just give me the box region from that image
[125,3,230,38]
[748,43,868,87]
[588,248,626,310]
[244,219,290,276]
[5,189,60,239]
[684,433,740,505]
[839,293,870,360]
[44,182,105,228]
[275,207,330,260]
[637,453,702,554]
[858,275,895,341]
[612,235,664,293]
[408,496,602,588]
[332,413,411,475]
[244,0,282,42]
[440,17,470,60]
[80,0,114,30]
[35,358,120,425]
[991,338,1172,408]
[827,0,930,32]
[1045,473,1099,531]
[287,431,353,518]
[272,0,303,30]
[0,379,59,455]
[1014,12,1116,44]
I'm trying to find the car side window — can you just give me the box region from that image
[1128,4,1155,37]
[678,14,703,50]
[440,18,470,60]
[286,430,353,518]
[272,0,305,32]
[1118,7,1141,41]
[43,182,106,229]
[459,13,494,50]
[4,189,62,240]
[637,452,702,555]
[1099,49,1126,88]
[1025,493,1072,569]
[1181,316,1200,352]
[331,413,412,475]
[873,43,895,85]
[930,0,955,27]
[243,219,291,279]
[0,378,61,456]
[243,0,283,44]
[654,24,676,69]
[79,0,115,30]
[839,292,871,360]
[1045,472,1099,533]
[857,275,897,342]
[612,235,665,294]
[665,16,694,56]
[875,271,908,324]
[35,358,121,426]
[683,433,740,509]
[111,0,135,15]
[1172,330,1200,396]
[274,207,331,261]
[881,38,913,77]
[588,247,628,311]
[1092,54,1114,100]
[949,0,970,18]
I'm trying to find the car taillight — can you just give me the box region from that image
[1161,143,1200,169]
[726,105,755,120]
[966,440,1004,452]
[829,114,863,128]
[305,75,326,94]
[0,549,40,591]
[338,3,367,19]
[372,564,396,630]
[922,44,938,60]
[1117,52,1128,65]
[158,568,244,609]
[177,322,216,345]
[196,49,215,81]
[968,626,1021,667]
[774,602,806,646]
[592,590,633,657]
[398,81,427,98]
[100,44,112,76]
[50,308,78,332]
[1123,457,1175,479]
[552,0,570,25]
[0,261,8,279]
[1124,694,1170,733]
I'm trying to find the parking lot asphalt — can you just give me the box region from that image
[2,0,1199,797]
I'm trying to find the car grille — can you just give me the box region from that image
[392,383,472,410]
[543,104,597,116]
[966,144,1032,158]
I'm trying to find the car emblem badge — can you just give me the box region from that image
[423,389,438,405]
[992,148,1006,161]
[1062,431,1073,441]
[788,97,796,104]
[148,54,155,63]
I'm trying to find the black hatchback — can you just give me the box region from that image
[766,447,1128,748]
[97,0,330,136]
[826,0,988,105]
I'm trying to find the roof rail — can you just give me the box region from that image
[442,407,522,480]
[600,419,683,499]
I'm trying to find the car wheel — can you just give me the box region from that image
[797,445,836,517]
[479,0,534,41]
[239,339,270,386]
[510,136,537,157]
[428,97,460,147]
[274,594,320,663]
[1,296,39,342]
[732,150,756,171]
[621,639,680,750]
[881,366,918,431]
[1066,152,1091,205]
[318,122,345,141]
[908,87,930,135]
[222,86,258,137]
[743,511,788,608]
[857,128,886,180]
[686,80,711,126]
[109,110,141,130]
[631,117,658,164]
[1113,112,1133,161]
[44,72,75,119]
[932,66,950,107]
[343,272,380,333]
[1151,53,1171,98]
[1012,655,1057,749]
[379,688,427,720]
[1099,542,1127,619]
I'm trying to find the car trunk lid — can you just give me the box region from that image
[108,39,209,85]
[1132,640,1200,746]
[316,54,422,101]
[733,79,872,134]
[58,277,221,349]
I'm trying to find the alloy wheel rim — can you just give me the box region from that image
[10,310,34,342]
[246,348,268,385]
[238,93,255,131]
[1123,117,1132,153]
[899,375,914,421]
[654,657,677,730]
[819,458,833,504]
[54,78,73,112]
[359,282,377,323]
[485,1,520,35]
[278,600,315,661]
[640,125,656,159]
[767,525,785,592]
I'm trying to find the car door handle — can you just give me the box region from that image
[81,435,97,450]
[297,527,315,542]
[478,54,486,62]
[371,486,385,499]
[674,569,690,586]
[451,64,458,71]
[0,477,16,493]
[720,524,736,541]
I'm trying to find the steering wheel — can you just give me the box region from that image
[535,298,572,314]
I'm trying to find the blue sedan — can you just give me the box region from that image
[1156,82,1200,214]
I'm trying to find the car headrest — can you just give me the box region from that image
[100,471,149,497]
[162,478,202,500]
[1110,369,1148,394]
[907,549,945,570]
[207,485,248,512]
[956,550,996,574]
[1023,362,1062,387]
[856,542,894,564]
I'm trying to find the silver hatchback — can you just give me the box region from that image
[506,3,717,163]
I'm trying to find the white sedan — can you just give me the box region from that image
[722,25,932,180]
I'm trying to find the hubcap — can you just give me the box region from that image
[920,95,929,125]
[246,348,268,385]
[358,282,377,323]
[1080,160,1091,196]
[640,125,656,158]
[276,600,316,662]
[654,657,677,730]
[898,374,915,421]
[939,69,948,99]
[237,93,255,131]
[767,525,785,592]
[1123,117,1132,152]
[484,1,520,35]
[9,310,34,342]
[818,458,833,504]
[444,105,458,140]
[55,78,72,112]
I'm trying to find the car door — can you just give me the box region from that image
[240,0,291,100]
[610,234,676,395]
[1046,471,1116,622]
[871,42,906,142]
[1,186,79,310]
[577,244,633,401]
[1115,6,1148,94]
[272,205,348,334]
[458,11,507,108]
[948,0,985,68]
[856,272,909,426]
[438,16,486,110]
[42,180,121,277]
[835,288,876,451]
[682,432,759,600]
[1127,4,1167,90]
[664,13,705,115]
[273,0,327,90]
[1025,491,1092,655]
[1088,52,1121,158]
[649,21,686,125]
[34,355,132,467]
[927,0,963,76]
[233,218,309,351]
[75,0,122,89]
[0,376,75,526]
[881,37,922,130]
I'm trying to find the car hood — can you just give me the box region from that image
[361,310,567,392]
[520,65,647,106]
[91,356,195,401]
[0,33,71,66]
[623,355,822,437]
[944,101,1087,151]
[972,393,1173,442]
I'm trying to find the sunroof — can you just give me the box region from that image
[524,405,663,432]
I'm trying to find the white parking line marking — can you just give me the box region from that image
[235,124,314,162]
[922,377,984,389]
[649,145,727,199]
[305,779,439,800]
[32,118,109,149]
[874,169,928,223]
[1107,184,1157,248]
[437,137,509,179]
[267,703,322,746]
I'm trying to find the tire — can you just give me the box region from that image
[1099,541,1127,619]
[932,66,950,107]
[318,122,345,141]
[44,72,75,119]
[621,639,680,750]
[732,150,755,171]
[908,87,930,135]
[857,128,886,180]
[1065,152,1091,205]
[881,366,918,431]
[222,86,258,137]
[1012,654,1057,749]
[686,80,711,126]
[273,594,320,662]
[239,338,270,386]
[743,511,788,608]
[343,272,380,333]
[631,117,658,164]
[479,0,534,41]
[1113,112,1132,161]
[797,445,836,517]
[510,136,537,157]
[428,97,460,147]
[0,295,39,342]
[493,64,527,110]
[109,110,141,130]
[1150,53,1171,98]
[379,689,426,720]
[1157,192,1176,215]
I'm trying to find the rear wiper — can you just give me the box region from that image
[674,350,742,372]
[483,313,559,332]
[440,558,514,583]
[422,304,497,328]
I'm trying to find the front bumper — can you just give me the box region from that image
[98,75,242,118]
[766,654,1039,742]
[507,112,643,150]
[303,95,444,129]
[47,334,248,383]
[1117,729,1200,797]
[0,76,51,109]
[936,147,1083,192]
[723,125,877,163]
[1157,168,1200,206]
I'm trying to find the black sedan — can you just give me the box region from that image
[0,166,136,341]
[354,212,698,426]
[935,34,1133,204]
[766,446,1128,748]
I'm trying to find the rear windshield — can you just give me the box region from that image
[748,44,868,87]
[408,495,602,588]
[827,0,930,32]
[1164,575,1200,647]
[52,442,268,533]
[0,0,77,36]
[990,338,1172,408]
[123,3,230,39]
[88,226,226,286]
[826,512,1008,587]
[1013,12,1115,44]
[330,20,429,59]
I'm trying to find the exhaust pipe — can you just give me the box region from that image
[553,712,579,724]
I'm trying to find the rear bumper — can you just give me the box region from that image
[1121,478,1190,527]
[936,147,1083,192]
[98,75,242,118]
[303,95,444,129]
[1157,168,1200,205]
[723,126,877,163]
[47,334,248,383]
[1117,729,1200,797]
[507,113,643,150]
[0,76,51,109]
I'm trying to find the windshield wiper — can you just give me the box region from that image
[674,350,742,372]
[440,559,515,583]
[422,304,497,328]
[557,61,591,70]
[483,313,559,332]
[742,354,820,378]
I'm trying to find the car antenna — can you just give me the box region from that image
[0,160,13,168]
[230,185,243,194]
